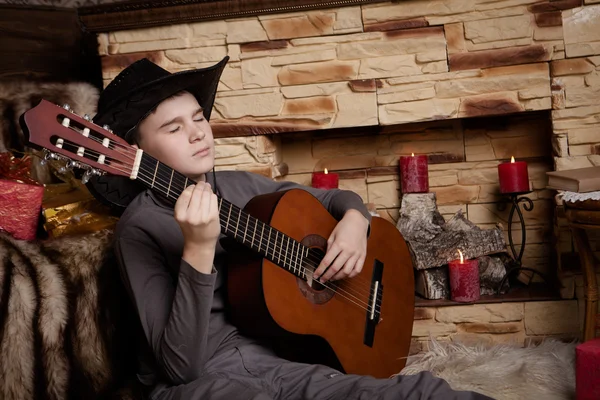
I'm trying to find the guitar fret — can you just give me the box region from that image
[151,159,159,188]
[267,227,272,258]
[252,217,257,250]
[243,214,249,247]
[290,240,296,274]
[225,203,232,233]
[235,209,241,242]
[295,241,301,276]
[291,239,297,275]
[258,224,264,253]
[167,169,174,197]
[295,241,301,278]
[275,231,280,265]
[284,237,290,273]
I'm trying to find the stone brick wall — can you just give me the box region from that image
[97,0,600,341]
[411,300,580,353]
[278,112,557,277]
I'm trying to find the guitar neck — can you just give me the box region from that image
[136,152,312,278]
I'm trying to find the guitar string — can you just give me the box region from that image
[57,133,381,310]
[58,133,381,310]
[134,165,380,313]
[64,128,377,294]
[135,151,378,297]
[67,132,379,300]
[136,156,379,306]
[146,167,381,314]
[59,134,381,310]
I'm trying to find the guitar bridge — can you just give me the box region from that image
[363,259,383,347]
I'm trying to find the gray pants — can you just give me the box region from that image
[151,342,493,400]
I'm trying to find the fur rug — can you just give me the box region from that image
[0,231,140,400]
[400,339,577,400]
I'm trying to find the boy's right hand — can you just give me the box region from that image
[175,182,221,252]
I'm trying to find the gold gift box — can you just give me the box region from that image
[43,199,118,238]
[42,185,119,237]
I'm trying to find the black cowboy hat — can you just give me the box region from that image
[86,56,229,211]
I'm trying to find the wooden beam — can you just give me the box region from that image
[77,0,390,33]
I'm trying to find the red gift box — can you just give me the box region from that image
[0,153,44,240]
[576,338,600,400]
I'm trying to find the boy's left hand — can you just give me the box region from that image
[314,209,369,283]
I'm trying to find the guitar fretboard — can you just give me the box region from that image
[136,152,313,278]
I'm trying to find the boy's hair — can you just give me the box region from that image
[128,90,191,145]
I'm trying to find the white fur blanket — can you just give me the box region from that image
[399,339,576,400]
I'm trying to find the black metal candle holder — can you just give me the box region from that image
[496,192,550,294]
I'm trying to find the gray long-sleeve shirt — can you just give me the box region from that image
[114,170,371,388]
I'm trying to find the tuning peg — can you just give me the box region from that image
[62,104,71,111]
[81,168,103,184]
[83,114,91,121]
[82,169,93,184]
[101,124,114,134]
[66,160,81,169]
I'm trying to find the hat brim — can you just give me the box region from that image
[93,56,229,140]
[86,56,229,211]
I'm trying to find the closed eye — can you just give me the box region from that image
[169,126,181,133]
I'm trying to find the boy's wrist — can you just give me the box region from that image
[344,208,368,221]
[343,209,369,228]
[182,242,216,274]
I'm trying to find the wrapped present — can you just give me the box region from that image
[0,152,44,240]
[42,199,118,238]
[576,338,600,400]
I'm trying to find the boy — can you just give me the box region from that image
[91,56,492,400]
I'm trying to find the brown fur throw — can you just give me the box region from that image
[0,230,141,400]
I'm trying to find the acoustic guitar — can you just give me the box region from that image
[22,100,415,379]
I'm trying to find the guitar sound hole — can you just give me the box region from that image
[310,280,326,292]
[297,235,335,305]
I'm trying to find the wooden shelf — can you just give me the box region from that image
[415,284,561,307]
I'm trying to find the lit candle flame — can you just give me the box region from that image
[324,168,328,174]
[511,156,515,163]
[411,153,415,156]
[458,249,464,263]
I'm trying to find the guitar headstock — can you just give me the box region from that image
[22,99,136,183]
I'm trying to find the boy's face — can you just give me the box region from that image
[136,91,215,182]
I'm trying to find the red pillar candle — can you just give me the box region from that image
[576,338,600,400]
[311,168,339,189]
[448,250,480,303]
[399,153,429,193]
[498,156,529,193]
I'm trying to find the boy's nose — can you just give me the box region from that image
[189,126,206,142]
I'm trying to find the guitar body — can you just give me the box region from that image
[227,189,415,379]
